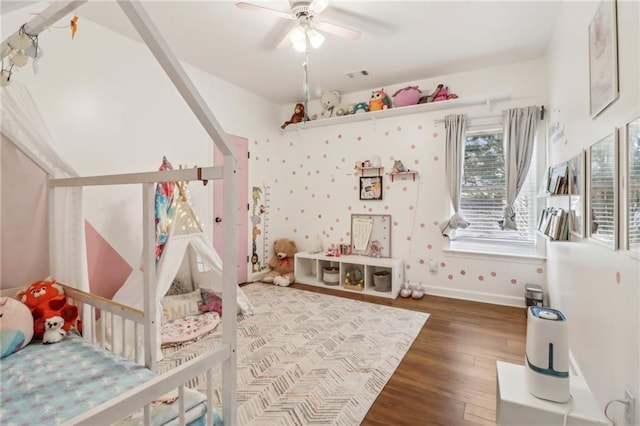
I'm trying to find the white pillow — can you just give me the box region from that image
[161,289,201,323]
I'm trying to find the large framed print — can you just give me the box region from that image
[569,151,585,238]
[588,131,618,249]
[588,0,619,118]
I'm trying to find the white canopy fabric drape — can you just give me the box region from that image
[440,113,469,238]
[0,82,89,293]
[499,106,539,230]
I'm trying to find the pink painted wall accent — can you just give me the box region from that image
[1,137,49,290]
[85,220,132,299]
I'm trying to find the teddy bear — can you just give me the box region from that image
[311,90,350,120]
[16,276,79,340]
[261,238,298,287]
[281,103,306,129]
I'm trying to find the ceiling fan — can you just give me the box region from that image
[236,0,361,51]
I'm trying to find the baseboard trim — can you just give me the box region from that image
[423,284,525,307]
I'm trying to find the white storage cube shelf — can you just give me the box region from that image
[294,251,404,299]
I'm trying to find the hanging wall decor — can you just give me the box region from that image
[359,176,383,200]
[569,151,585,238]
[588,0,619,118]
[588,130,618,249]
[624,116,640,256]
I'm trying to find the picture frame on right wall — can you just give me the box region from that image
[588,130,619,250]
[624,116,640,257]
[569,151,585,238]
[588,0,619,118]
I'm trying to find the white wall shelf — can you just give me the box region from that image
[294,251,404,299]
[282,94,512,132]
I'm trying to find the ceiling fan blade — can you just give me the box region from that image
[309,0,329,14]
[235,2,294,20]
[315,20,361,40]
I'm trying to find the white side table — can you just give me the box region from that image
[496,361,609,425]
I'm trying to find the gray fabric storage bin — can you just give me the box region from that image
[373,271,391,292]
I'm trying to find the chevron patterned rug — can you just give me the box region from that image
[161,283,429,425]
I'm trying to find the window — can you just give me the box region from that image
[453,127,538,248]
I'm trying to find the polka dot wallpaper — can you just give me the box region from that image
[249,110,546,306]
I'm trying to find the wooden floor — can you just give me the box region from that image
[288,283,528,426]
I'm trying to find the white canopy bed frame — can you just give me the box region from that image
[1,1,239,424]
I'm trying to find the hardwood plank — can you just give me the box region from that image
[289,283,527,425]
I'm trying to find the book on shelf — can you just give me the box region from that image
[547,162,569,195]
[537,207,568,240]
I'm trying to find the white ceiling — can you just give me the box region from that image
[3,1,561,106]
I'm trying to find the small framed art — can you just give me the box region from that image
[588,0,619,118]
[359,176,383,200]
[587,130,618,249]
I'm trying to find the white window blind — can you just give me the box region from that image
[455,128,537,246]
[628,123,640,248]
[590,138,616,244]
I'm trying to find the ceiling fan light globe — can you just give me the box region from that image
[9,32,32,50]
[0,71,11,87]
[308,28,324,49]
[290,26,307,51]
[11,51,29,67]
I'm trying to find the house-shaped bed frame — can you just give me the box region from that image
[1,1,239,424]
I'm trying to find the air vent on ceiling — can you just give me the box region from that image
[345,69,369,79]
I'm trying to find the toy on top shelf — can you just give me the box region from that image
[392,86,421,107]
[418,84,444,103]
[311,90,351,120]
[388,159,418,181]
[281,103,306,129]
[432,85,459,102]
[351,102,369,114]
[368,89,391,111]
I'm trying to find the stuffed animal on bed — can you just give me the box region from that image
[16,277,79,340]
[42,316,66,344]
[261,238,298,287]
[0,296,34,358]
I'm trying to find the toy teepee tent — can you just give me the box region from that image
[110,161,252,360]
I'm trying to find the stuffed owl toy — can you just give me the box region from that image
[42,316,66,344]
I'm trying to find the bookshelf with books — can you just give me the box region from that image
[537,161,570,241]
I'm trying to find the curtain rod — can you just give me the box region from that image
[434,105,545,125]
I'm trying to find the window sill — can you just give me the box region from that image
[445,241,546,263]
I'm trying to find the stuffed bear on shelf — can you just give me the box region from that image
[261,238,298,287]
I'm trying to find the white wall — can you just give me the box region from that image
[262,58,549,307]
[546,1,639,423]
[1,11,280,280]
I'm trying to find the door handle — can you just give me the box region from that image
[215,217,223,223]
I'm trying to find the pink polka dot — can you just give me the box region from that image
[478,275,484,281]
[397,126,402,131]
[307,172,311,176]
[403,187,408,192]
[616,271,621,284]
[292,171,296,175]
[330,226,334,231]
[448,274,454,280]
[335,218,340,223]
[433,133,438,138]
[420,223,426,228]
[293,228,298,233]
[326,194,331,199]
[419,259,425,264]
[323,154,327,158]
[282,159,286,163]
[414,159,420,164]
[440,262,446,268]
[254,140,259,145]
[384,205,390,210]
[255,156,260,160]
[368,207,373,212]
[427,244,432,250]
[406,264,412,270]
[511,279,517,285]
[357,136,362,141]
[305,235,310,239]
[491,272,497,277]
[409,205,414,210]
[348,206,352,210]
[418,125,423,130]
[385,131,389,136]
[337,134,342,139]
[433,156,439,161]
[317,214,322,219]
[433,221,439,226]
[290,142,294,146]
[307,155,311,159]
[460,270,466,275]
[406,236,412,241]
[394,221,399,226]
[536,268,543,274]
[411,144,416,149]
[285,216,289,221]
[300,209,305,213]
[311,193,315,197]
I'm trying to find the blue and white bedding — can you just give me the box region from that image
[0,332,220,425]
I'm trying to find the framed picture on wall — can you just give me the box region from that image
[569,151,585,238]
[587,130,618,250]
[588,0,619,118]
[359,176,383,200]
[624,116,640,257]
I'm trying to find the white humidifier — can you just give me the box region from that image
[525,306,570,403]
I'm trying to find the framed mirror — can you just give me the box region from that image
[626,117,640,255]
[588,131,618,249]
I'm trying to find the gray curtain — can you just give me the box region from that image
[440,113,469,238]
[499,106,539,230]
